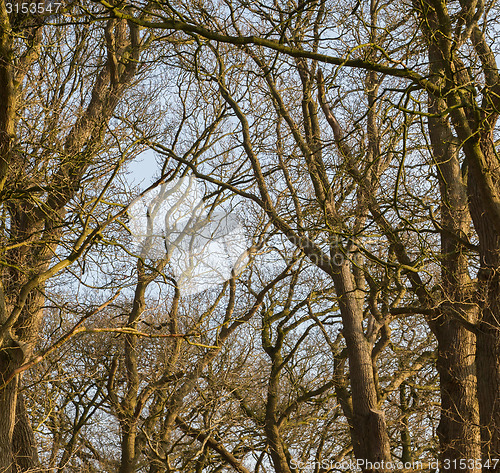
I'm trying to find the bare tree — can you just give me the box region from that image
[4,0,500,471]
[105,0,500,468]
[0,3,153,469]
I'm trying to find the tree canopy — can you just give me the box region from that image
[1,0,500,472]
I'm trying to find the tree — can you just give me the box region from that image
[117,2,439,469]
[3,0,500,471]
[413,1,500,465]
[0,3,150,469]
[101,0,500,469]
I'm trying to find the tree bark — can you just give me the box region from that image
[468,139,500,463]
[262,317,292,473]
[0,365,17,473]
[333,261,391,472]
[119,421,138,473]
[427,73,481,470]
[416,2,500,459]
[314,65,392,471]
[13,392,39,472]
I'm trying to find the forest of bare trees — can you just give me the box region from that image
[1,0,500,472]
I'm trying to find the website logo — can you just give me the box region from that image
[128,175,249,295]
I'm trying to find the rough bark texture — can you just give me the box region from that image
[416,0,500,466]
[265,374,293,473]
[0,368,17,473]
[13,393,39,472]
[0,6,17,470]
[293,52,393,469]
[469,139,500,462]
[333,261,391,472]
[119,422,138,473]
[262,314,292,473]
[428,71,481,469]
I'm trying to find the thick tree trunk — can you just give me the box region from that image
[418,0,500,458]
[0,347,42,472]
[119,420,138,473]
[428,86,481,470]
[13,392,39,472]
[0,363,17,473]
[264,421,291,473]
[333,260,391,472]
[0,9,18,471]
[444,109,500,466]
[0,17,142,471]
[434,322,480,470]
[0,279,45,472]
[476,299,500,464]
[468,138,500,463]
[297,52,392,470]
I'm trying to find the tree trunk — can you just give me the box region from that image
[445,107,500,464]
[417,0,500,458]
[262,327,292,473]
[119,420,138,473]
[468,138,500,463]
[13,392,39,472]
[0,343,43,472]
[333,260,391,472]
[295,54,392,471]
[427,81,481,470]
[0,362,17,473]
[434,321,480,470]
